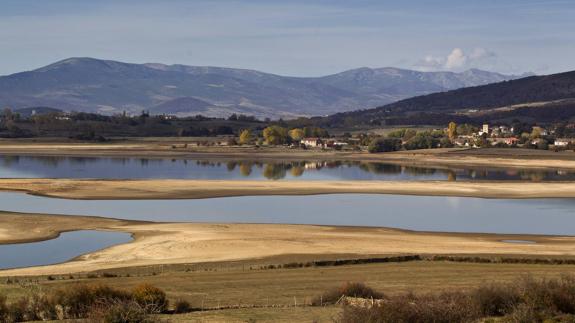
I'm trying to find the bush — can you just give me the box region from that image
[173,299,192,314]
[0,283,170,322]
[342,292,480,323]
[333,276,575,323]
[132,284,168,314]
[0,295,7,322]
[367,138,402,153]
[88,299,152,323]
[55,284,131,318]
[313,282,383,305]
[472,283,520,316]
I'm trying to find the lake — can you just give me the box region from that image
[0,155,573,181]
[0,230,132,270]
[0,192,574,235]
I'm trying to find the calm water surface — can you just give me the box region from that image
[0,192,574,235]
[0,155,573,181]
[0,230,132,270]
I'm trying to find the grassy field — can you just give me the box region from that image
[157,307,341,322]
[3,260,575,311]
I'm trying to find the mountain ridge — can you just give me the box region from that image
[0,57,529,119]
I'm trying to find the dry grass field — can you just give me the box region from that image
[3,260,575,321]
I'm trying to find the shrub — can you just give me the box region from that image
[132,284,168,314]
[313,282,383,305]
[472,283,521,316]
[340,292,480,323]
[55,284,131,318]
[173,299,192,314]
[520,275,575,315]
[88,299,152,323]
[367,138,402,153]
[333,276,575,322]
[0,295,7,322]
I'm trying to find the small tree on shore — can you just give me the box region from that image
[288,128,305,142]
[262,126,288,145]
[239,129,253,145]
[448,121,458,141]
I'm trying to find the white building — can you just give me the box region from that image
[301,138,324,148]
[555,138,574,147]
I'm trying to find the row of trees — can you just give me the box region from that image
[368,128,454,153]
[238,126,329,145]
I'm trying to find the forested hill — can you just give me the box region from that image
[319,70,575,126]
[381,70,575,112]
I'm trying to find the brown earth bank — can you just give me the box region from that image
[1,139,575,170]
[2,211,575,276]
[0,178,575,199]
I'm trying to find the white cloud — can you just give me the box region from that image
[445,48,467,69]
[414,47,504,72]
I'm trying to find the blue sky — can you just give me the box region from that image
[1,0,574,76]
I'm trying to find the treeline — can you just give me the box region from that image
[0,107,338,142]
[0,108,266,139]
[366,127,456,153]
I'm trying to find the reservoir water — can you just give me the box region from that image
[0,192,574,236]
[1,155,573,181]
[0,230,132,270]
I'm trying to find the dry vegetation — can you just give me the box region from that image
[338,276,575,322]
[2,260,575,321]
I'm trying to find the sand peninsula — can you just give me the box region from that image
[2,211,575,276]
[0,178,574,199]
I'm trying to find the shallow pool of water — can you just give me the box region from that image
[1,155,573,181]
[0,230,133,270]
[0,192,574,235]
[501,240,537,244]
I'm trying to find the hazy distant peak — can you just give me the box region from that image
[0,57,534,119]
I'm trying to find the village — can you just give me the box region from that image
[453,123,575,149]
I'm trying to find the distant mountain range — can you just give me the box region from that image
[322,70,575,126]
[0,57,529,119]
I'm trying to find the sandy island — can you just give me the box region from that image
[2,211,575,276]
[0,178,575,199]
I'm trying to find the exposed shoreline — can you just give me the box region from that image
[1,178,575,199]
[2,211,575,276]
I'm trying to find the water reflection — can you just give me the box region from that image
[0,155,573,181]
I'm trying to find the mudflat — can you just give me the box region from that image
[0,178,574,199]
[1,211,575,276]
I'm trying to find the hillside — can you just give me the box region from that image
[321,70,575,126]
[0,58,524,119]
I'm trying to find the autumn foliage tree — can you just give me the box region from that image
[288,128,304,141]
[239,129,253,145]
[262,126,288,145]
[448,121,458,141]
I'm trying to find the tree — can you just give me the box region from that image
[448,122,458,141]
[303,126,329,138]
[530,127,542,139]
[262,126,288,145]
[239,129,253,145]
[367,138,402,153]
[288,128,305,141]
[404,132,440,150]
